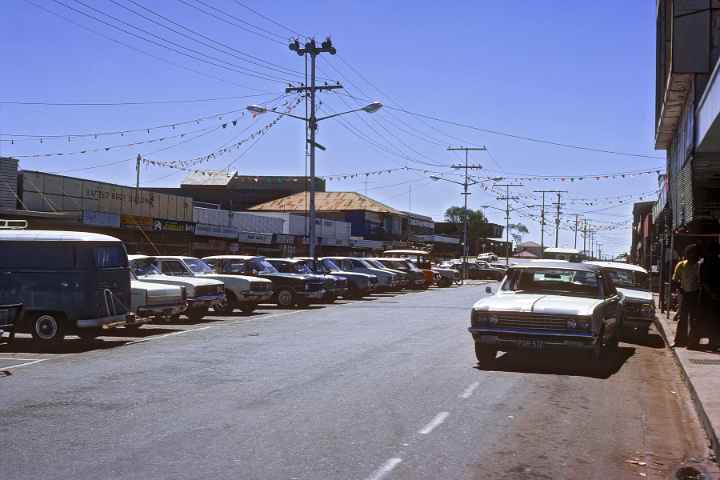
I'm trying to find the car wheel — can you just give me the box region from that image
[31,313,65,347]
[239,303,256,314]
[187,307,209,322]
[323,293,337,304]
[276,289,295,308]
[438,277,452,288]
[474,342,497,368]
[214,292,237,315]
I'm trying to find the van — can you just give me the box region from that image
[0,230,131,346]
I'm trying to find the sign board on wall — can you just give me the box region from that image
[21,171,192,222]
[121,214,153,230]
[82,210,121,228]
[194,223,239,239]
[237,231,273,245]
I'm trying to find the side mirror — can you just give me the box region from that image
[485,286,493,294]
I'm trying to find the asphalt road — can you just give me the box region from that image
[0,285,715,480]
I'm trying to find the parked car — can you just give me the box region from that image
[325,257,399,291]
[363,258,410,289]
[0,303,23,343]
[468,261,623,366]
[128,255,225,322]
[467,261,506,281]
[587,261,653,335]
[203,255,326,308]
[0,230,131,346]
[478,252,499,263]
[382,249,435,287]
[267,258,346,303]
[153,256,272,314]
[313,257,377,298]
[373,258,427,289]
[430,263,460,288]
[130,277,187,328]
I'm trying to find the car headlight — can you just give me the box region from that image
[184,286,195,298]
[488,314,499,326]
[471,310,484,327]
[567,319,578,329]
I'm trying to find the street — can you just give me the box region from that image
[0,284,713,480]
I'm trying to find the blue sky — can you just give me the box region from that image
[1,1,660,256]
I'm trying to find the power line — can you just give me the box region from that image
[117,0,307,79]
[24,0,263,90]
[228,0,305,38]
[0,93,275,107]
[51,0,293,84]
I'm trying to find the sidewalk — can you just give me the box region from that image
[653,295,720,461]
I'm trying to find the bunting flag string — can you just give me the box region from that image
[143,96,302,174]
[10,115,247,158]
[471,168,663,183]
[0,107,256,143]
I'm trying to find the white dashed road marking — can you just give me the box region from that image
[459,381,480,399]
[0,358,47,369]
[365,458,402,480]
[418,411,449,435]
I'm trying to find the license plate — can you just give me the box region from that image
[518,339,544,350]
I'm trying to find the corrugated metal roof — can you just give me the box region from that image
[249,191,404,215]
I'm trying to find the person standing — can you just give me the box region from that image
[700,241,720,349]
[672,244,701,348]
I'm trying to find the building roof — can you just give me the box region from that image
[544,247,581,254]
[518,241,541,248]
[181,171,237,186]
[249,191,404,215]
[514,250,539,258]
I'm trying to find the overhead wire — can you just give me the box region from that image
[0,93,276,107]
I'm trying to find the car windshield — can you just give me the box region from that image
[130,260,162,277]
[292,262,312,274]
[321,259,342,272]
[605,268,649,290]
[366,259,386,269]
[252,259,279,274]
[504,268,601,298]
[184,258,214,274]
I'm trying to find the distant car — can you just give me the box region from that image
[153,256,272,315]
[372,258,428,289]
[468,261,623,366]
[129,277,186,327]
[203,255,326,308]
[314,258,377,298]
[326,257,399,291]
[363,258,410,289]
[128,255,225,322]
[267,258,346,304]
[587,261,654,335]
[466,261,505,281]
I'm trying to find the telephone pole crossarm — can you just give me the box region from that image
[494,183,523,266]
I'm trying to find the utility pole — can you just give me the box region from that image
[582,220,589,258]
[552,192,566,248]
[495,183,523,266]
[448,146,485,280]
[533,190,566,254]
[286,38,342,259]
[574,214,580,249]
[135,154,142,202]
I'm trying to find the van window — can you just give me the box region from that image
[0,243,75,270]
[160,260,190,276]
[94,245,127,269]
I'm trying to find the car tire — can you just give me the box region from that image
[474,342,497,368]
[323,293,337,304]
[187,307,209,322]
[214,292,237,315]
[438,277,452,288]
[239,303,256,314]
[31,313,65,347]
[276,289,295,308]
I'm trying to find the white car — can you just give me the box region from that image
[153,256,273,314]
[128,255,225,322]
[129,277,187,328]
[469,262,624,366]
[587,261,654,335]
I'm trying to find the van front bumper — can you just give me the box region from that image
[135,303,187,321]
[77,313,128,329]
[188,294,226,308]
[237,291,274,303]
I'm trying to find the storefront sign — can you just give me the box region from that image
[82,210,120,228]
[153,219,193,233]
[121,214,153,230]
[238,231,273,245]
[194,223,239,239]
[273,233,295,245]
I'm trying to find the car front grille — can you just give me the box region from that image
[307,282,325,292]
[147,295,182,306]
[196,285,222,297]
[250,282,270,292]
[495,312,570,330]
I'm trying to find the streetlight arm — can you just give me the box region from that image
[430,176,465,187]
[263,109,308,121]
[316,108,364,122]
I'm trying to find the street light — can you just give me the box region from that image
[246,100,383,259]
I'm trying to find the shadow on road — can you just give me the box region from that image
[475,346,636,379]
[620,332,665,349]
[0,336,130,354]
